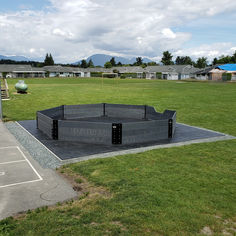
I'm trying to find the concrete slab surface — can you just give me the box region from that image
[0,121,77,220]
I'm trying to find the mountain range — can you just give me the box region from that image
[75,54,153,66]
[0,53,153,66]
[0,54,31,61]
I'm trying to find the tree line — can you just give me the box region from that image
[1,51,236,69]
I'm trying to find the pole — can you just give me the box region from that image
[0,82,2,120]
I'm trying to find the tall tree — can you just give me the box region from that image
[175,56,193,65]
[231,50,236,63]
[212,57,218,65]
[87,59,94,68]
[80,59,87,68]
[196,57,208,68]
[134,57,143,66]
[161,51,174,65]
[49,54,54,65]
[109,57,116,67]
[44,53,54,66]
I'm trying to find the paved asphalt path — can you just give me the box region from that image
[0,121,77,220]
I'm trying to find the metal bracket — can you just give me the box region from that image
[112,123,122,144]
[168,119,173,138]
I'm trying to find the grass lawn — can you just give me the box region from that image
[1,78,236,235]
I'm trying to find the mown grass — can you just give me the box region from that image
[1,78,236,235]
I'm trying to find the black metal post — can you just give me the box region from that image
[168,119,173,138]
[103,103,106,117]
[143,105,147,120]
[52,120,58,140]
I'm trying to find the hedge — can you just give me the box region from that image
[91,72,103,77]
[222,73,232,81]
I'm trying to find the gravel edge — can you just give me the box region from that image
[5,122,61,169]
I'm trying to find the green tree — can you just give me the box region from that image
[196,57,208,68]
[44,53,54,66]
[87,59,94,68]
[49,54,54,65]
[212,57,218,65]
[134,57,143,66]
[231,51,236,63]
[110,57,116,67]
[104,61,112,68]
[175,56,193,65]
[117,62,123,66]
[80,59,87,68]
[161,51,174,65]
[147,61,158,66]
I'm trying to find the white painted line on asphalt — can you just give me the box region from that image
[0,172,5,176]
[0,146,43,189]
[16,122,62,162]
[0,160,26,165]
[16,146,43,181]
[0,179,42,189]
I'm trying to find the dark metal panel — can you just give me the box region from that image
[112,123,122,144]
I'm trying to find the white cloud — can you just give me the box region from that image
[0,0,236,62]
[161,28,176,39]
[173,42,236,62]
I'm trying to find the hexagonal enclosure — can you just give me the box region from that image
[36,103,176,145]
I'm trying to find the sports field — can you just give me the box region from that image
[1,78,236,235]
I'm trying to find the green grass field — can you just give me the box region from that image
[1,78,236,235]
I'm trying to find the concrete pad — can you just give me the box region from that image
[0,121,77,220]
[16,120,235,164]
[0,161,40,188]
[0,147,25,163]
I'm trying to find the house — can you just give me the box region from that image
[0,64,45,78]
[114,66,145,78]
[43,65,75,77]
[0,63,201,80]
[195,64,236,81]
[194,66,217,80]
[145,65,198,80]
[216,64,236,81]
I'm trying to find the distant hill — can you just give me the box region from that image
[74,54,153,66]
[0,54,31,61]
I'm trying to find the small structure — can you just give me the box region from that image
[15,80,28,93]
[37,104,176,145]
[0,78,9,99]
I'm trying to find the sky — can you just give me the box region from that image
[0,0,236,63]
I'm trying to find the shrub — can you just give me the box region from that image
[121,73,137,78]
[156,72,162,79]
[222,73,232,81]
[91,72,103,77]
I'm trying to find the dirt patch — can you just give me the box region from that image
[56,166,112,200]
[200,226,213,235]
[111,221,127,231]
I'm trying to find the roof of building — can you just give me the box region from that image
[145,65,199,74]
[217,64,236,71]
[209,68,224,73]
[0,64,45,73]
[43,65,74,73]
[0,64,200,75]
[0,64,32,72]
